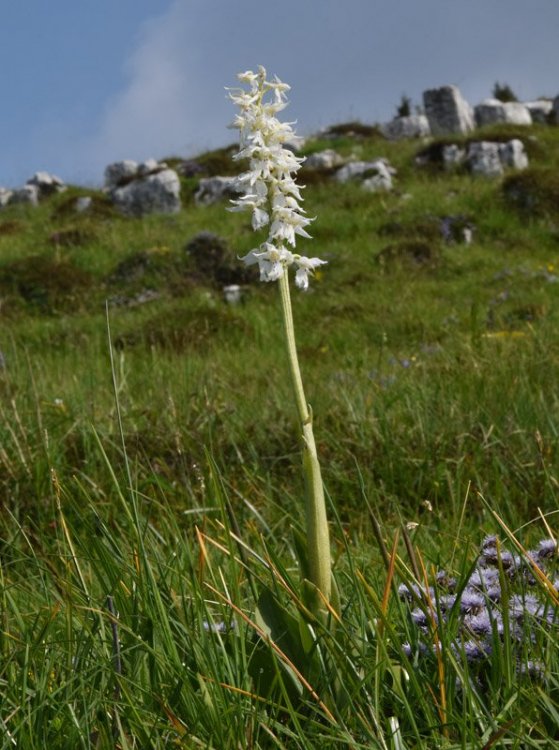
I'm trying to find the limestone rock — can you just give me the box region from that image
[111,169,181,217]
[467,142,503,177]
[442,144,466,170]
[304,149,344,170]
[419,137,528,176]
[362,165,393,192]
[498,139,529,170]
[335,159,394,191]
[75,196,93,213]
[467,139,529,177]
[423,85,474,136]
[381,114,431,140]
[524,100,553,124]
[223,284,242,304]
[26,171,65,199]
[104,160,139,189]
[474,99,532,127]
[138,159,163,176]
[8,184,40,206]
[0,188,13,208]
[194,176,243,206]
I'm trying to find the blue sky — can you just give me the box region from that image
[1,0,558,187]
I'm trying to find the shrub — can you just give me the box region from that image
[396,94,412,118]
[493,81,519,103]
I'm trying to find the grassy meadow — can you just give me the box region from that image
[1,120,559,747]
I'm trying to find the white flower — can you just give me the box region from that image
[241,242,294,283]
[294,256,328,291]
[228,66,326,290]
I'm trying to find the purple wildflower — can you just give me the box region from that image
[509,593,544,622]
[481,535,498,551]
[536,538,557,560]
[411,607,436,629]
[461,639,492,662]
[460,591,485,615]
[438,594,457,613]
[398,582,434,602]
[486,585,502,602]
[435,570,457,590]
[465,609,505,637]
[468,566,500,591]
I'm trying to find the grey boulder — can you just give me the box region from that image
[423,85,475,136]
[498,139,529,170]
[474,99,532,127]
[194,176,244,206]
[9,184,40,206]
[0,188,13,207]
[467,139,529,177]
[111,169,181,217]
[304,149,344,170]
[335,159,394,190]
[524,100,553,124]
[26,171,66,198]
[104,160,139,189]
[467,142,504,177]
[381,114,431,140]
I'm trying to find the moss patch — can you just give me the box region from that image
[375,240,439,269]
[0,254,93,314]
[113,304,251,353]
[502,168,559,219]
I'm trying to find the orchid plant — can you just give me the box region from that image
[228,67,332,614]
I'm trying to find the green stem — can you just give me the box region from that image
[278,272,331,604]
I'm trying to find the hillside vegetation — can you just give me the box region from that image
[1,121,559,747]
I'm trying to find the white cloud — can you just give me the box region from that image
[84,1,212,180]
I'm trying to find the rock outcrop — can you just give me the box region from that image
[26,171,66,199]
[524,100,553,124]
[381,115,430,140]
[467,142,504,177]
[304,149,345,170]
[9,185,40,206]
[104,160,140,189]
[194,176,243,206]
[423,85,475,136]
[418,138,529,177]
[104,159,181,217]
[335,160,394,191]
[466,139,529,177]
[474,99,532,127]
[111,169,181,217]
